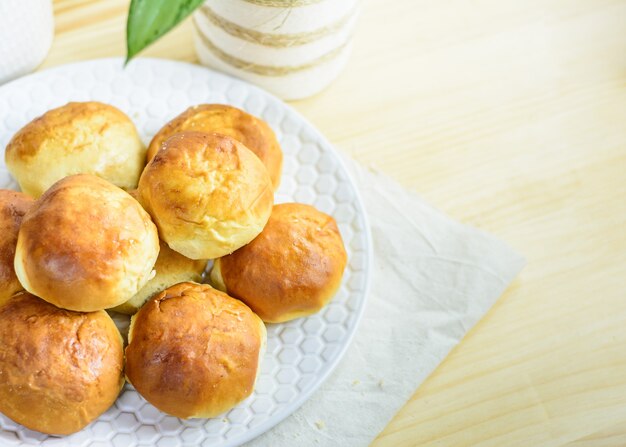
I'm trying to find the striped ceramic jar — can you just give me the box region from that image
[192,0,360,100]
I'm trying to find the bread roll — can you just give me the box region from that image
[125,282,266,419]
[146,104,282,188]
[0,190,33,305]
[14,174,160,311]
[138,131,273,259]
[111,240,207,314]
[211,203,347,323]
[0,292,124,435]
[5,101,145,198]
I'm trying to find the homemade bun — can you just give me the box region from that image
[111,240,207,314]
[5,101,145,197]
[14,174,160,311]
[125,282,266,419]
[147,104,282,188]
[0,292,124,435]
[138,131,273,259]
[211,203,347,323]
[0,190,33,305]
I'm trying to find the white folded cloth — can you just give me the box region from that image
[246,156,525,446]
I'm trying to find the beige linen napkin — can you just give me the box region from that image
[246,156,525,446]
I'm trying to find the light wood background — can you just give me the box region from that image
[41,0,626,445]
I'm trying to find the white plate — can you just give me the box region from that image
[0,58,371,447]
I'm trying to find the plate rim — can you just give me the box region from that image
[0,56,373,447]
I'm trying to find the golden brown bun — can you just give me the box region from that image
[0,292,124,435]
[146,104,282,188]
[138,131,274,260]
[111,240,207,314]
[125,282,266,419]
[0,190,33,305]
[5,101,146,198]
[211,203,347,323]
[14,174,160,311]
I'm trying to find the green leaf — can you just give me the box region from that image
[126,0,205,64]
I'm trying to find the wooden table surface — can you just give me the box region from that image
[42,0,626,445]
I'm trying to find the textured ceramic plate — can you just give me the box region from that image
[0,58,371,447]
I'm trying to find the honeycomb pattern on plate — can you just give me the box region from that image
[0,58,371,447]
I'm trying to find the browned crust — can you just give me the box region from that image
[125,282,264,418]
[0,292,124,435]
[4,101,146,197]
[16,174,159,311]
[0,190,33,304]
[5,102,136,159]
[218,203,347,323]
[138,131,274,259]
[146,104,282,188]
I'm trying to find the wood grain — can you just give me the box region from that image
[40,0,626,445]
